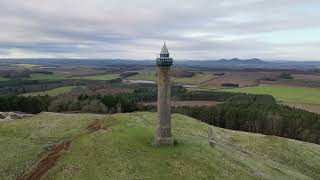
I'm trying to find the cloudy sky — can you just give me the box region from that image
[0,0,319,60]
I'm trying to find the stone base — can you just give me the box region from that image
[154,137,174,146]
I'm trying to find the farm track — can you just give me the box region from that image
[199,77,217,84]
[16,140,71,180]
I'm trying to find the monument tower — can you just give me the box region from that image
[155,42,174,145]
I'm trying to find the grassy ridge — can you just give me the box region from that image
[220,84,320,104]
[20,86,80,96]
[0,112,319,179]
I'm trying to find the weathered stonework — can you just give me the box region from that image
[154,42,174,145]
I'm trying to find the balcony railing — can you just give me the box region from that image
[156,58,173,66]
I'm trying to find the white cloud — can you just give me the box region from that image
[0,0,319,60]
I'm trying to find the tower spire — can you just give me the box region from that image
[160,41,169,55]
[157,42,172,66]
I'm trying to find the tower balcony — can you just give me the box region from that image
[156,57,173,66]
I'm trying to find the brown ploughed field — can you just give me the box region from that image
[281,102,320,114]
[204,72,279,87]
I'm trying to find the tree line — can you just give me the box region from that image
[0,86,319,144]
[172,94,320,144]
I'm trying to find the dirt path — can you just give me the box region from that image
[17,141,71,180]
[200,77,217,84]
[17,119,105,180]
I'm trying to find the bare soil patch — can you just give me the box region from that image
[86,119,104,131]
[17,140,71,180]
[0,112,33,121]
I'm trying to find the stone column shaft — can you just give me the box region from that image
[155,66,173,145]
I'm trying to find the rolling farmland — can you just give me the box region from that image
[220,84,320,104]
[21,86,81,96]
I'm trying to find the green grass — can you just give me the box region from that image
[1,112,319,179]
[220,84,320,104]
[26,73,120,81]
[127,71,157,81]
[20,86,81,96]
[0,113,104,180]
[12,64,41,68]
[71,74,120,80]
[27,73,66,80]
[0,77,10,81]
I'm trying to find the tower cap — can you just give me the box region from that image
[160,42,169,55]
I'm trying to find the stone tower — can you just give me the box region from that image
[155,42,174,145]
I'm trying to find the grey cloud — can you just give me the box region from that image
[0,0,319,60]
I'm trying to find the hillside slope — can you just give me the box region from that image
[0,112,319,179]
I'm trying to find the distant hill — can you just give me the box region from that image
[216,58,267,65]
[173,58,272,69]
[213,58,268,66]
[1,112,319,179]
[176,59,320,69]
[1,58,320,70]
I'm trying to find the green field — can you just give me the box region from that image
[1,112,319,179]
[187,84,221,91]
[26,73,120,81]
[20,86,81,96]
[27,73,66,80]
[127,71,157,81]
[0,77,10,81]
[127,71,215,85]
[12,64,41,68]
[220,84,320,104]
[71,74,120,80]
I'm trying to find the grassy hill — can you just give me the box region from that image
[0,112,319,179]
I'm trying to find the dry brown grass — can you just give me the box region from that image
[204,72,272,87]
[292,73,320,81]
[281,102,320,114]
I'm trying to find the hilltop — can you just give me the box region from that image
[0,112,320,179]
